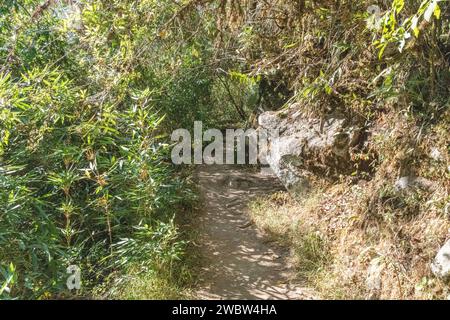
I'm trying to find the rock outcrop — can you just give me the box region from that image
[431,239,450,280]
[258,103,361,196]
[366,258,384,299]
[394,176,436,192]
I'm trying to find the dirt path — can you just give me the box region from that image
[194,164,314,300]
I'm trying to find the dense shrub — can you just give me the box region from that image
[0,0,199,299]
[0,0,448,300]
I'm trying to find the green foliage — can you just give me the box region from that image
[0,0,200,299]
[376,0,443,57]
[0,262,16,299]
[293,231,329,279]
[0,0,448,300]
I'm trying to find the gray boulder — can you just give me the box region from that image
[430,147,443,162]
[258,103,358,196]
[394,176,436,192]
[431,239,450,280]
[366,258,383,299]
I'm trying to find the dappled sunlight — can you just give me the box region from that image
[195,164,315,300]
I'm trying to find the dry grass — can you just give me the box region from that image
[249,192,299,244]
[98,265,194,300]
[249,163,450,299]
[250,191,330,282]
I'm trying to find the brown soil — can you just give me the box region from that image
[194,164,315,300]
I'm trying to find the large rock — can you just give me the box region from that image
[366,258,383,299]
[258,103,359,196]
[431,240,450,280]
[394,176,436,192]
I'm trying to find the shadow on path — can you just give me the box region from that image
[195,165,315,300]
